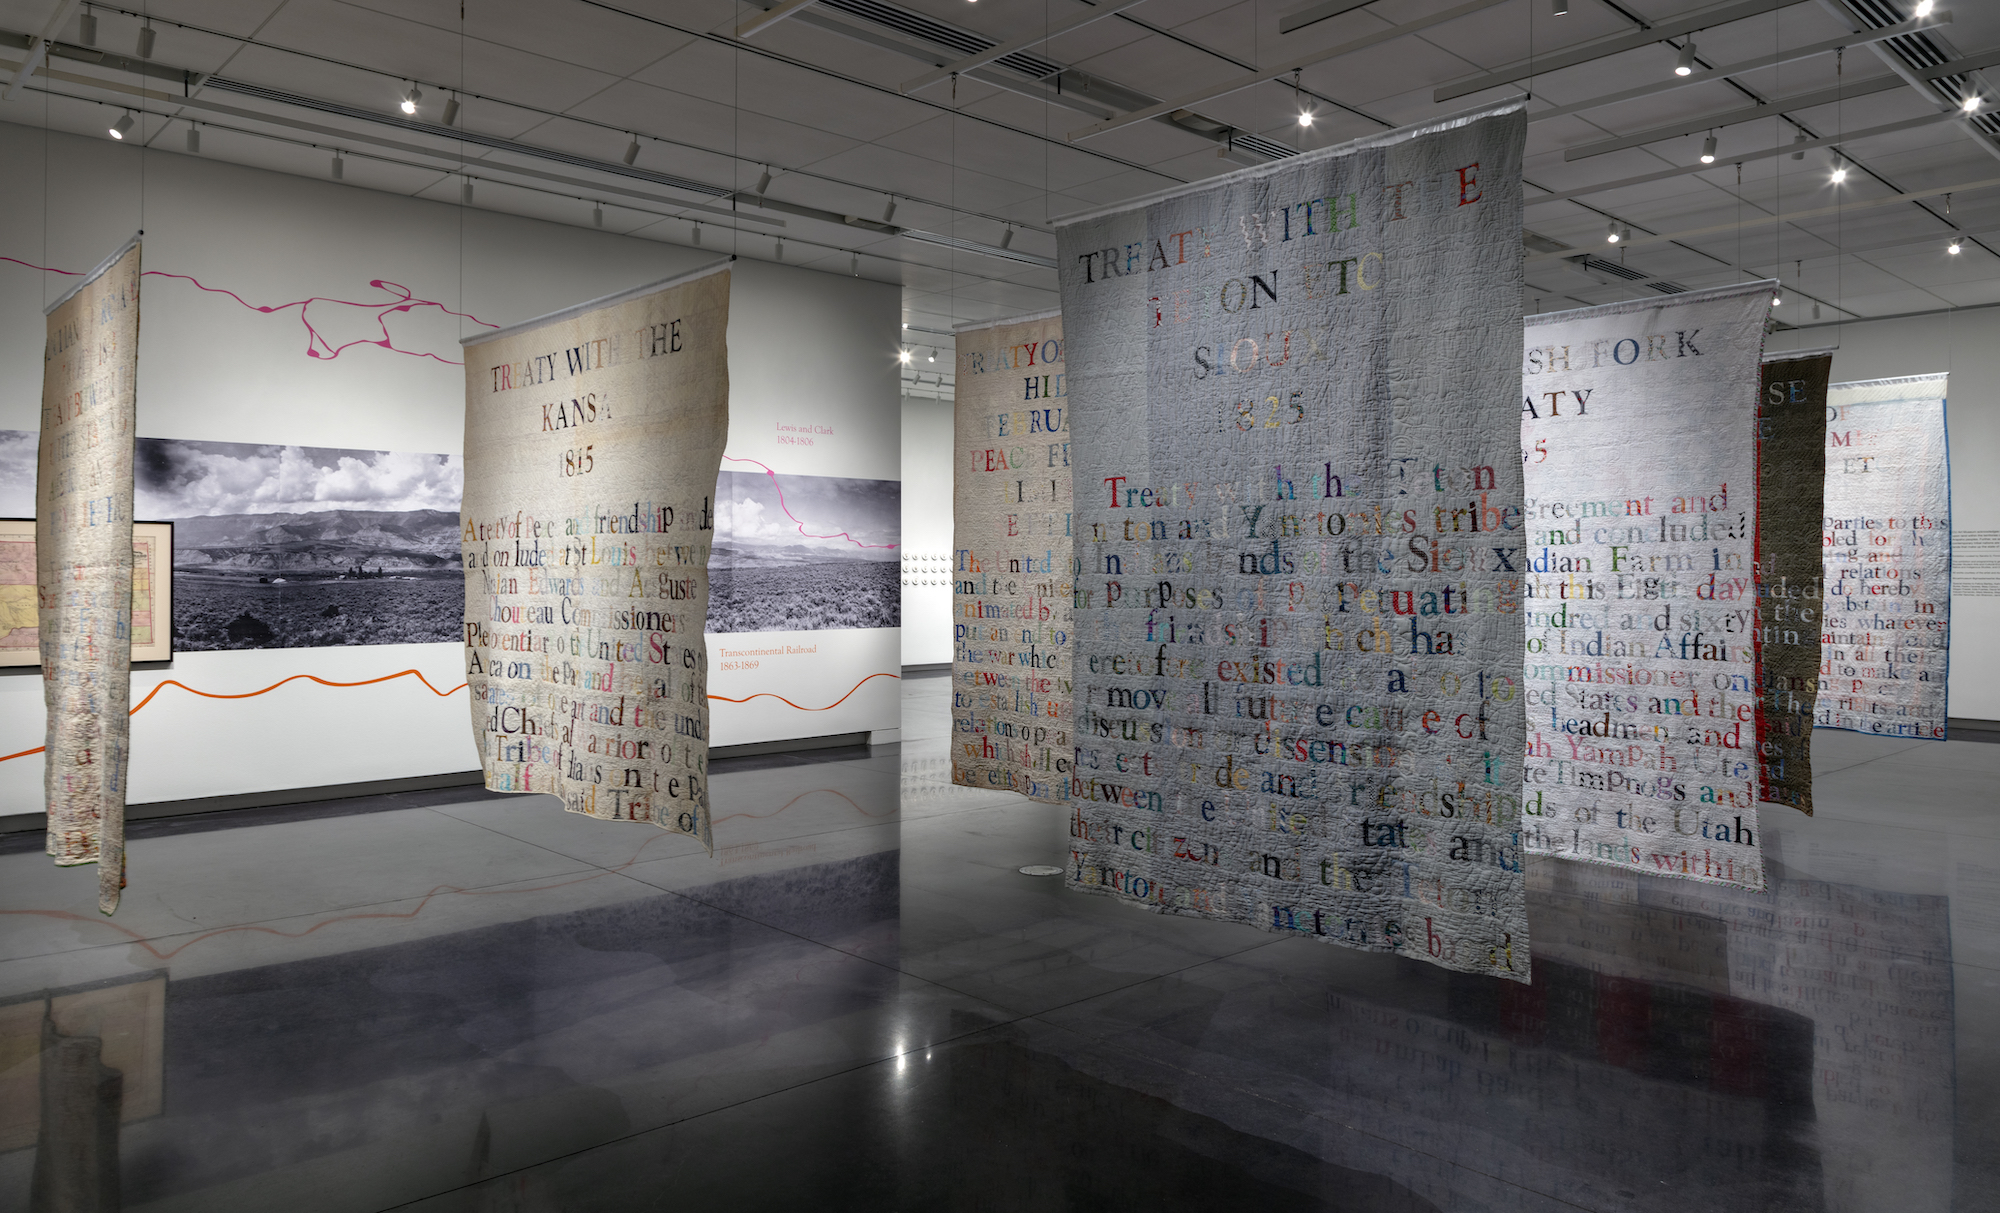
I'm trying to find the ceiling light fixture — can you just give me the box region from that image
[592,201,603,228]
[851,251,859,276]
[331,151,343,179]
[1000,226,1014,249]
[1293,69,1313,128]
[1675,41,1696,76]
[136,23,154,58]
[1791,133,1807,160]
[185,122,199,154]
[882,196,897,224]
[1700,133,1717,164]
[78,7,96,46]
[927,348,936,362]
[775,237,784,261]
[1552,0,1568,13]
[1607,221,1620,244]
[109,112,133,140]
[1949,237,1963,254]
[899,349,912,364]
[622,136,640,166]
[1771,289,1782,307]
[1914,0,1934,16]
[755,166,773,195]
[400,85,422,115]
[1830,154,1847,184]
[441,95,460,126]
[1813,302,1821,319]
[1962,94,1983,114]
[462,179,473,204]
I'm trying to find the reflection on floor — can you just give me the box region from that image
[1,669,1995,1211]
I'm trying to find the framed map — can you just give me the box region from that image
[0,518,174,666]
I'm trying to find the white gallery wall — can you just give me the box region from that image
[0,121,901,814]
[899,393,953,667]
[1769,313,2000,722]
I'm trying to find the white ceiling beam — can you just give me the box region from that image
[1068,0,1507,142]
[1525,171,2000,262]
[1528,110,1958,205]
[1278,0,1378,36]
[4,57,785,226]
[1561,77,1901,159]
[1528,12,1947,124]
[1565,44,2000,160]
[3,0,81,101]
[738,0,818,40]
[1433,0,1804,103]
[901,0,1150,94]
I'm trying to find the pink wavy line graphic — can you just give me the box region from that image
[2,255,494,365]
[722,455,898,550]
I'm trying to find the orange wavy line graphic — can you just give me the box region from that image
[709,671,900,711]
[0,669,901,763]
[0,669,468,763]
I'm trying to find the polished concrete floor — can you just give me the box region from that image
[1,670,1995,1211]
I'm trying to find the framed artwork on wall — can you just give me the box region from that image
[0,518,175,667]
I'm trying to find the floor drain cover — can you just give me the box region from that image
[1018,865,1063,877]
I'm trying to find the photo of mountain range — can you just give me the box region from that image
[0,429,465,651]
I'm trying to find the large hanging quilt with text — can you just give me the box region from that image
[1056,103,1531,979]
[461,264,730,847]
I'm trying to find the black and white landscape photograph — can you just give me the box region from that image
[129,437,464,650]
[709,468,900,633]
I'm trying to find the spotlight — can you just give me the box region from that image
[1607,221,1620,244]
[1813,302,1821,319]
[851,251,859,276]
[1963,95,1982,114]
[462,179,473,204]
[1791,133,1806,160]
[442,95,460,126]
[927,348,936,362]
[1914,0,1934,15]
[1700,133,1716,164]
[899,349,912,364]
[882,196,897,224]
[331,151,343,179]
[775,237,784,261]
[755,165,773,195]
[1552,0,1568,13]
[623,136,639,165]
[1000,226,1014,249]
[136,23,154,58]
[692,221,702,246]
[109,112,133,140]
[1949,237,1963,254]
[1830,155,1847,184]
[593,201,603,228]
[1298,109,1314,128]
[1675,41,1696,76]
[400,85,422,115]
[79,7,96,46]
[1623,226,1632,243]
[185,123,199,154]
[1771,290,1782,307]
[902,321,908,328]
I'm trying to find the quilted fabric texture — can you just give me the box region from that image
[1056,104,1531,979]
[460,266,730,847]
[952,310,1072,804]
[38,237,140,916]
[1521,282,1772,891]
[1756,353,1830,813]
[1820,374,1951,739]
